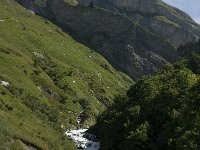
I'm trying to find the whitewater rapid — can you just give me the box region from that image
[65,128,100,150]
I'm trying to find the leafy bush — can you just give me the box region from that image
[23,95,59,123]
[79,98,90,109]
[93,48,200,150]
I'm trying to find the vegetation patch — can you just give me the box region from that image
[93,42,200,150]
[154,16,180,28]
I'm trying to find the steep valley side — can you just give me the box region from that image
[16,0,177,79]
[0,0,132,149]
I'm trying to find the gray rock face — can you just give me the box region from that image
[78,0,200,47]
[16,0,177,79]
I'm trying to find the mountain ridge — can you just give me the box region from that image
[78,0,200,47]
[16,0,177,79]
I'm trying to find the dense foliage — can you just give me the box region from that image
[93,44,200,150]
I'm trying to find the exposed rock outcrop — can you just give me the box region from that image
[16,0,177,79]
[78,0,200,47]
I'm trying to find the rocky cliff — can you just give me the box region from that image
[16,0,177,79]
[78,0,200,47]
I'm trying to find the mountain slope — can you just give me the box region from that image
[0,0,132,149]
[15,0,177,79]
[78,0,200,47]
[92,42,200,150]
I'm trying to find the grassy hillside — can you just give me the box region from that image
[0,0,132,149]
[93,43,200,150]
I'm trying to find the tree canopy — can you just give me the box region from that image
[93,42,200,150]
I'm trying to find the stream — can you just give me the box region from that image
[65,112,100,150]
